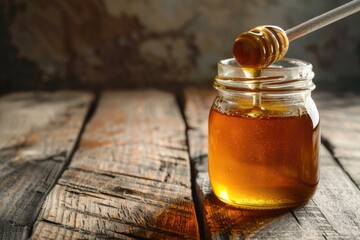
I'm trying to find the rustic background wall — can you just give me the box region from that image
[1,0,360,93]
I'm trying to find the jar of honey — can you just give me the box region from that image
[208,58,320,209]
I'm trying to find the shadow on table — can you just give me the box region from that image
[202,192,291,238]
[146,199,200,240]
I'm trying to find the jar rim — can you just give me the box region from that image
[218,58,313,71]
[215,58,315,93]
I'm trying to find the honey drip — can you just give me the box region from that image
[208,108,320,209]
[232,25,290,111]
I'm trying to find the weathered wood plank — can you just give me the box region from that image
[185,87,360,239]
[32,90,199,239]
[314,92,360,188]
[0,92,93,239]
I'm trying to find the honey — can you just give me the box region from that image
[209,58,319,209]
[209,108,319,209]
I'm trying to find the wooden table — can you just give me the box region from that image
[0,88,359,239]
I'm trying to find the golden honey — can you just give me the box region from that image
[209,108,319,209]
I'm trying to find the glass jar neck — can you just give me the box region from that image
[214,58,316,117]
[216,89,310,105]
[215,58,315,95]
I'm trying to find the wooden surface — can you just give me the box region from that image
[0,88,359,239]
[184,88,360,239]
[314,92,360,188]
[31,90,199,239]
[0,92,93,239]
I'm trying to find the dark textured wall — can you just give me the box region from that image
[1,0,360,93]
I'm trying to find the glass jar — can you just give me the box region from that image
[208,58,320,209]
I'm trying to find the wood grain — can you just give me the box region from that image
[32,90,199,239]
[0,91,93,239]
[314,92,360,188]
[184,87,360,239]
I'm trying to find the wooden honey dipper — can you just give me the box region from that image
[233,0,360,69]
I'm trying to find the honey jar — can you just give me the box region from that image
[208,58,320,209]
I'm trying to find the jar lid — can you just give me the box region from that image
[215,58,315,93]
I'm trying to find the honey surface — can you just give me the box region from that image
[208,108,320,209]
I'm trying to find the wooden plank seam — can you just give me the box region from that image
[0,92,94,240]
